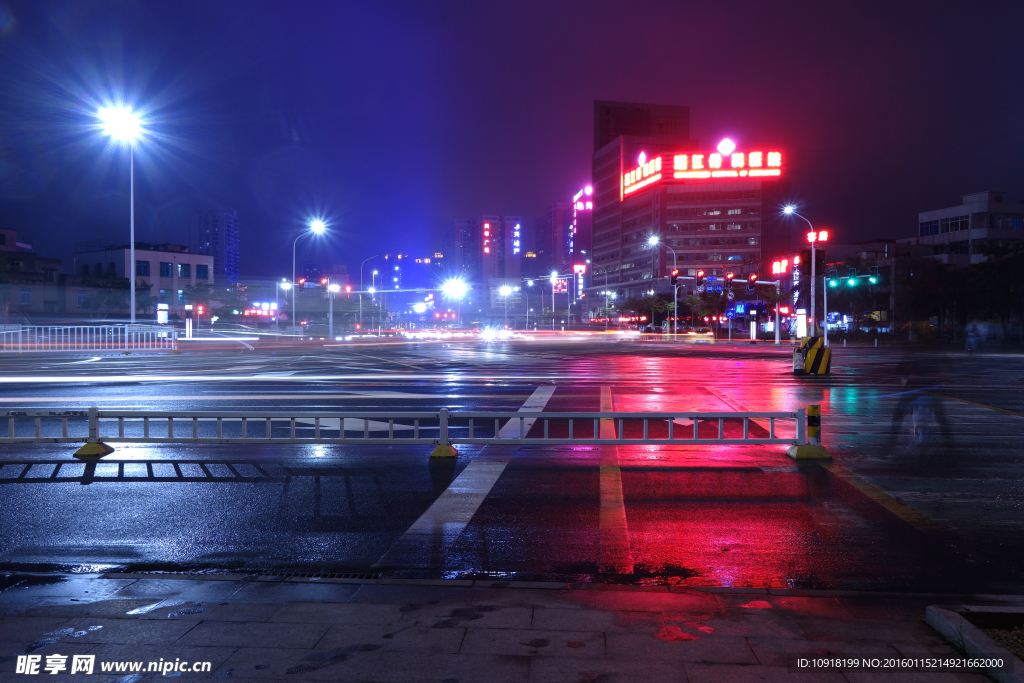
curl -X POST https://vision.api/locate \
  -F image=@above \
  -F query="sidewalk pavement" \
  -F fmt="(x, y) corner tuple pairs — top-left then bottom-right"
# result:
(0, 572), (1017, 682)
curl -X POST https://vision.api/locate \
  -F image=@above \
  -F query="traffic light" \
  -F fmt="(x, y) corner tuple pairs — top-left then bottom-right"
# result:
(670, 269), (679, 286)
(869, 266), (879, 284)
(747, 273), (757, 292)
(297, 277), (306, 286)
(847, 268), (857, 286)
(696, 270), (705, 285)
(196, 305), (204, 316)
(344, 285), (352, 294)
(320, 277), (329, 291)
(725, 272), (735, 288)
(827, 269), (839, 287)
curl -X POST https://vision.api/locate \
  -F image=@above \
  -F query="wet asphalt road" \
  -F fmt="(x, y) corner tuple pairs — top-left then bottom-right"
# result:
(0, 337), (1022, 592)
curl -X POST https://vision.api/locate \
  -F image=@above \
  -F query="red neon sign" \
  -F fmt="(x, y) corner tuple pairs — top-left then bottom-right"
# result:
(621, 144), (783, 201)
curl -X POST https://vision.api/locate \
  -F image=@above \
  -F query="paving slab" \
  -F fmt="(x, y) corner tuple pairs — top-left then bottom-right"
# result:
(0, 575), (1022, 683)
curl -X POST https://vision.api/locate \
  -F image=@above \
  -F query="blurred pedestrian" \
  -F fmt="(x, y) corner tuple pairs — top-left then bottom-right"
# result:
(888, 358), (955, 469)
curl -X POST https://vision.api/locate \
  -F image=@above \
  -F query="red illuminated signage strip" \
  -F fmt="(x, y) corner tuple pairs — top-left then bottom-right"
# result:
(623, 173), (662, 196)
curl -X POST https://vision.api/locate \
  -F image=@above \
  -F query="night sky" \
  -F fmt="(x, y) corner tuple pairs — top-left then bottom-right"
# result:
(1, 0), (1022, 278)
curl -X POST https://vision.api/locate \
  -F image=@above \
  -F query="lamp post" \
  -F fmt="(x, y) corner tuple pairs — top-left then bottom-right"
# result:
(648, 236), (679, 339)
(783, 206), (827, 336)
(292, 219), (326, 333)
(327, 282), (340, 338)
(549, 271), (558, 331)
(499, 285), (512, 327)
(277, 280), (291, 331)
(593, 264), (610, 331)
(441, 278), (468, 328)
(360, 253), (383, 329)
(97, 105), (144, 323)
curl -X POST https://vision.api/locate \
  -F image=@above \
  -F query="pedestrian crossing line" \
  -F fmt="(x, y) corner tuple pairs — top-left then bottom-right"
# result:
(599, 386), (633, 575)
(373, 385), (556, 569)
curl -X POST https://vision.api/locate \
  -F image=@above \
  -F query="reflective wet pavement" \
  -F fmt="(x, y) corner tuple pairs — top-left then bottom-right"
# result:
(0, 339), (1021, 593)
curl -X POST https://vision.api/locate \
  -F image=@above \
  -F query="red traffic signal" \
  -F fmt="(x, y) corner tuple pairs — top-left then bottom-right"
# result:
(344, 285), (352, 293)
(670, 269), (679, 285)
(320, 278), (328, 285)
(748, 273), (758, 283)
(298, 277), (306, 285)
(725, 272), (735, 281)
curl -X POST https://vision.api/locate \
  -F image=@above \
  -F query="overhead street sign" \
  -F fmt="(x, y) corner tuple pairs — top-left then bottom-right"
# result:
(706, 275), (719, 283)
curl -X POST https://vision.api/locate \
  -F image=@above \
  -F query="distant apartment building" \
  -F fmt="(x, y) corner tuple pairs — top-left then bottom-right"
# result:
(902, 191), (1024, 266)
(441, 219), (477, 280)
(190, 210), (240, 282)
(73, 242), (213, 309)
(535, 203), (569, 274)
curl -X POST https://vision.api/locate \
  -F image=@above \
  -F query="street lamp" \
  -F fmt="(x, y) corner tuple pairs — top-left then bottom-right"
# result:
(783, 205), (826, 337)
(97, 105), (144, 323)
(291, 218), (327, 333)
(647, 235), (679, 338)
(441, 278), (469, 327)
(360, 253), (384, 329)
(277, 280), (292, 331)
(549, 271), (558, 331)
(327, 282), (341, 338)
(499, 285), (512, 327)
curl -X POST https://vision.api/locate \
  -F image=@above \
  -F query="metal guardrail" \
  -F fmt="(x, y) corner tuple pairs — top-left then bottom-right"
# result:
(0, 325), (177, 352)
(0, 407), (807, 448)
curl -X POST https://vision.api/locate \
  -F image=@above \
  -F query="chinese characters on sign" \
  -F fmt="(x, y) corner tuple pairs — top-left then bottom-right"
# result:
(621, 143), (784, 200)
(512, 223), (521, 256)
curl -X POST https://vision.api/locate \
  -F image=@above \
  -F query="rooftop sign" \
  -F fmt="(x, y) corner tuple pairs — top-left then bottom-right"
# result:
(621, 141), (783, 200)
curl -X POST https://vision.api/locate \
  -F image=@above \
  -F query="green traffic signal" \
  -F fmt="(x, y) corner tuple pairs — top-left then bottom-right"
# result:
(828, 278), (838, 287)
(868, 276), (878, 284)
(847, 278), (857, 286)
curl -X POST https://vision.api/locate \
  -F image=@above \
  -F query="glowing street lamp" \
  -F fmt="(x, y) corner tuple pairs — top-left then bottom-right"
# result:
(499, 284), (513, 327)
(291, 218), (328, 332)
(783, 205), (826, 339)
(648, 234), (679, 338)
(97, 105), (144, 322)
(441, 278), (469, 327)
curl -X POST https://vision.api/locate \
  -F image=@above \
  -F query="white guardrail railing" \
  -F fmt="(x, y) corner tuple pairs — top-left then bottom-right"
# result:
(0, 407), (807, 451)
(0, 325), (177, 352)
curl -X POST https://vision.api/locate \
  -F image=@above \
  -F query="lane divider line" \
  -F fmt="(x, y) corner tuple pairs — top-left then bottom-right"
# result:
(599, 386), (633, 575)
(373, 385), (556, 569)
(817, 462), (952, 540)
(927, 392), (1024, 419)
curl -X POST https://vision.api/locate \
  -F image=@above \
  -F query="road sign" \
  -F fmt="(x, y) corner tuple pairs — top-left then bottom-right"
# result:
(706, 275), (719, 283)
(726, 291), (735, 301)
(726, 310), (735, 319)
(696, 284), (705, 293)
(714, 284), (723, 293)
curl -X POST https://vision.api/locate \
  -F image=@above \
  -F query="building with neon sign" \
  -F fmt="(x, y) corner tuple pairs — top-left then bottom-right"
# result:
(588, 100), (789, 304)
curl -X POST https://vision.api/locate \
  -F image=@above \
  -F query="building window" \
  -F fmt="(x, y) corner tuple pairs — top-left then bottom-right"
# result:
(43, 269), (55, 283)
(81, 264), (89, 276)
(178, 263), (191, 278)
(748, 237), (758, 245)
(196, 264), (208, 279)
(77, 291), (87, 306)
(727, 255), (743, 260)
(20, 289), (30, 305)
(919, 220), (939, 236)
(709, 253), (722, 261)
(44, 301), (56, 313)
(136, 260), (150, 276)
(160, 262), (172, 277)
(107, 262), (116, 274)
(158, 289), (169, 302)
(727, 223), (741, 230)
(727, 208), (741, 215)
(93, 263), (103, 275)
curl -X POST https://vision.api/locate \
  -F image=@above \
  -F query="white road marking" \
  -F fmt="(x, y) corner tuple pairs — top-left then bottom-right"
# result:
(374, 385), (556, 569)
(599, 386), (633, 574)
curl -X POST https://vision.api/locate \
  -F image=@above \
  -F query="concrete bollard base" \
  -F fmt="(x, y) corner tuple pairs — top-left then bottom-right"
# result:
(786, 444), (831, 460)
(429, 444), (458, 458)
(73, 442), (115, 459)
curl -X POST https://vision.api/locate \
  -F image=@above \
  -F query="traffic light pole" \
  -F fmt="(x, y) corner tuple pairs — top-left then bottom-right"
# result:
(822, 269), (828, 347)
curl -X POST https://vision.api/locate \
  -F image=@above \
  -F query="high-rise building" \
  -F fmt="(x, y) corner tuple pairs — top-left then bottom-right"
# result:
(503, 216), (524, 281)
(567, 186), (594, 301)
(589, 101), (788, 303)
(189, 210), (240, 282)
(535, 203), (569, 274)
(594, 100), (690, 153)
(441, 219), (476, 280)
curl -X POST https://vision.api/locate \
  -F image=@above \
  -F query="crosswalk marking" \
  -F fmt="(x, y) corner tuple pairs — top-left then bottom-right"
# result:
(373, 385), (556, 569)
